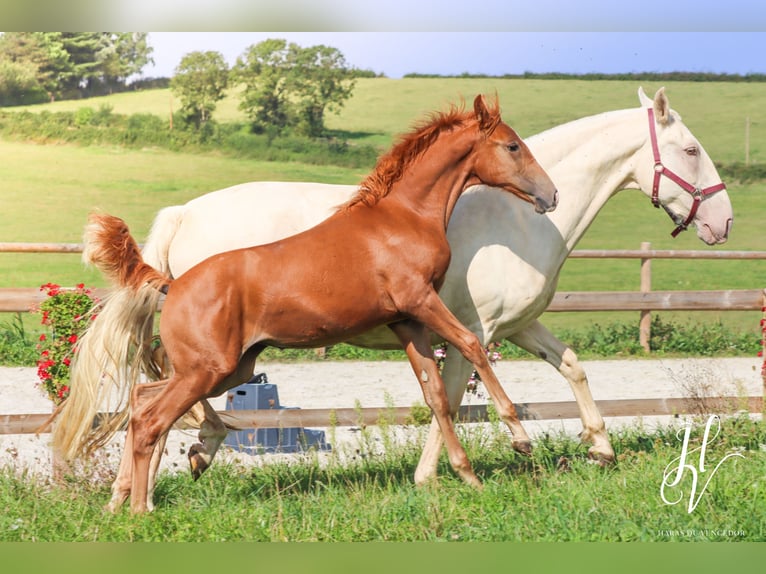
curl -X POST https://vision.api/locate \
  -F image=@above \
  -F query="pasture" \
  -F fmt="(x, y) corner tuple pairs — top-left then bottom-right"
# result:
(1, 78), (764, 338)
(0, 78), (764, 542)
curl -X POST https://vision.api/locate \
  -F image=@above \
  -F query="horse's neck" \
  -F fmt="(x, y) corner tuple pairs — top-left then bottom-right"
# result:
(529, 108), (647, 251)
(384, 128), (475, 230)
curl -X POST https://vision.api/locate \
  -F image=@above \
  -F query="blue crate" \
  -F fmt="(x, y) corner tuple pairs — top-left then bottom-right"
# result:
(223, 373), (331, 454)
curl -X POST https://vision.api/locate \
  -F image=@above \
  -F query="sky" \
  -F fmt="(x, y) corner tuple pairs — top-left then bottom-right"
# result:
(3, 0), (764, 76)
(143, 32), (766, 79)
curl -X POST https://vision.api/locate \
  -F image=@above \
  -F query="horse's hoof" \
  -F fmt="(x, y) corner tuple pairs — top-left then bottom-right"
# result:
(188, 444), (208, 480)
(512, 439), (533, 456)
(587, 447), (616, 467)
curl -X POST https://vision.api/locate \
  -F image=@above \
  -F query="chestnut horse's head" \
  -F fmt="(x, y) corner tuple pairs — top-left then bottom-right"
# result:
(470, 94), (558, 214)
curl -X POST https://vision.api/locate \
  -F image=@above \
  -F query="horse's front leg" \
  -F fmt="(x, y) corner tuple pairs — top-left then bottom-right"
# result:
(509, 320), (615, 465)
(406, 291), (532, 455)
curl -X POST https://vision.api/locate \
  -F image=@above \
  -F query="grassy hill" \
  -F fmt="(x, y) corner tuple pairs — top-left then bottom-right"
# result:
(9, 77), (766, 164)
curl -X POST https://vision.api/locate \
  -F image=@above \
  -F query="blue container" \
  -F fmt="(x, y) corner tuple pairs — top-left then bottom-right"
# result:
(224, 373), (331, 454)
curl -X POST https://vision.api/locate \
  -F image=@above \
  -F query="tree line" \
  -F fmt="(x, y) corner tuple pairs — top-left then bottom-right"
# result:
(0, 33), (362, 138)
(170, 38), (359, 137)
(0, 32), (153, 104)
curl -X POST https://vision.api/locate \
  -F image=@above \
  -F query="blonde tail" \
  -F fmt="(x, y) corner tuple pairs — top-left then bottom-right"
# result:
(52, 213), (171, 461)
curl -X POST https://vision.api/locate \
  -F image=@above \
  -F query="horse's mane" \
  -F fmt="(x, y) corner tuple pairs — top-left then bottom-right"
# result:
(341, 99), (500, 210)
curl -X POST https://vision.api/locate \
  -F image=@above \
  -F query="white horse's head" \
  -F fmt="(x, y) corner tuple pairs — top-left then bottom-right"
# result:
(637, 87), (733, 245)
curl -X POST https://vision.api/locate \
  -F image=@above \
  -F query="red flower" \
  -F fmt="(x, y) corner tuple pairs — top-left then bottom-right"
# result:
(67, 334), (78, 344)
(63, 357), (71, 366)
(39, 333), (47, 342)
(40, 282), (61, 296)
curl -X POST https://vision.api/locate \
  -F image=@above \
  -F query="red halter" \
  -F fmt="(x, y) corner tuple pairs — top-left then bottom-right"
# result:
(647, 107), (727, 237)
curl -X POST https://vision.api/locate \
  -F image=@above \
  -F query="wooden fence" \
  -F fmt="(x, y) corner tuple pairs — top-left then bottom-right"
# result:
(2, 241), (765, 351)
(3, 396), (764, 436)
(1, 241), (764, 442)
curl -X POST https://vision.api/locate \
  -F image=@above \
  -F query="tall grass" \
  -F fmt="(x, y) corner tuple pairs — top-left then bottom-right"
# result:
(0, 414), (763, 541)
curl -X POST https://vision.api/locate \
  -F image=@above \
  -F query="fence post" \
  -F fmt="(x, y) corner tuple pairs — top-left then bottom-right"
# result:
(761, 289), (765, 415)
(639, 242), (652, 352)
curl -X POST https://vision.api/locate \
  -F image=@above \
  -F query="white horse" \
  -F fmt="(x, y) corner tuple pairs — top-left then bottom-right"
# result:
(98, 87), (732, 509)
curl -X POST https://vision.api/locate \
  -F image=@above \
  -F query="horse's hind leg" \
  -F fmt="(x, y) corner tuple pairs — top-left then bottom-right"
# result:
(107, 380), (170, 512)
(509, 320), (614, 464)
(414, 345), (476, 485)
(186, 345), (262, 479)
(389, 320), (481, 489)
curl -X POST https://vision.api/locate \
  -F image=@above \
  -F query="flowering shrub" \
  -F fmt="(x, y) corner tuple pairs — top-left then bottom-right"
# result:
(36, 283), (97, 404)
(434, 341), (502, 396)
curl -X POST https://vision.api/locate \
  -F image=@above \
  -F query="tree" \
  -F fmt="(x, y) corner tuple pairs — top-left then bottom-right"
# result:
(0, 32), (72, 102)
(170, 50), (229, 127)
(0, 32), (155, 104)
(94, 33), (154, 93)
(234, 39), (356, 137)
(291, 44), (356, 137)
(234, 39), (293, 134)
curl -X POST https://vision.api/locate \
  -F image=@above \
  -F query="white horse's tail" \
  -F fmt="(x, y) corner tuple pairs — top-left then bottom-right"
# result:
(53, 213), (171, 461)
(141, 204), (186, 275)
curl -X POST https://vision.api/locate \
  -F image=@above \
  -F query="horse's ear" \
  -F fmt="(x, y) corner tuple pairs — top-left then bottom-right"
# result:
(653, 87), (671, 125)
(473, 94), (496, 133)
(637, 86), (653, 107)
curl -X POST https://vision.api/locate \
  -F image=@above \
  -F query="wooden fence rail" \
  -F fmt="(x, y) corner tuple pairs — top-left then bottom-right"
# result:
(3, 396), (763, 436)
(3, 241), (766, 351)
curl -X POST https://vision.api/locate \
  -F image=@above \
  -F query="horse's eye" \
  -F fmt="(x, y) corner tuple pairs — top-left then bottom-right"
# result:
(685, 146), (699, 157)
(507, 142), (520, 152)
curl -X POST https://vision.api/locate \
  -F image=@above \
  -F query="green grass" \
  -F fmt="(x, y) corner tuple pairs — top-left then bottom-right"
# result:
(1, 414), (763, 541)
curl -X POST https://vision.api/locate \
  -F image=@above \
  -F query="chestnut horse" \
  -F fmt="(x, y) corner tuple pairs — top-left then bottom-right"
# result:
(53, 95), (558, 513)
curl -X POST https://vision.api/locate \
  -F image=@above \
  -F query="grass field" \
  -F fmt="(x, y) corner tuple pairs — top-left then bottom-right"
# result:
(1, 78), (765, 339)
(1, 414), (764, 541)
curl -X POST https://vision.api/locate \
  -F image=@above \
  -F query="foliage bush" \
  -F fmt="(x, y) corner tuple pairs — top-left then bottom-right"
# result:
(0, 314), (38, 365)
(496, 316), (760, 358)
(0, 108), (381, 169)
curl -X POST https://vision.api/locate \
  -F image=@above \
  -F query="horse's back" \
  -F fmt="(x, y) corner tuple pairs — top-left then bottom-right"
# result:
(168, 181), (358, 276)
